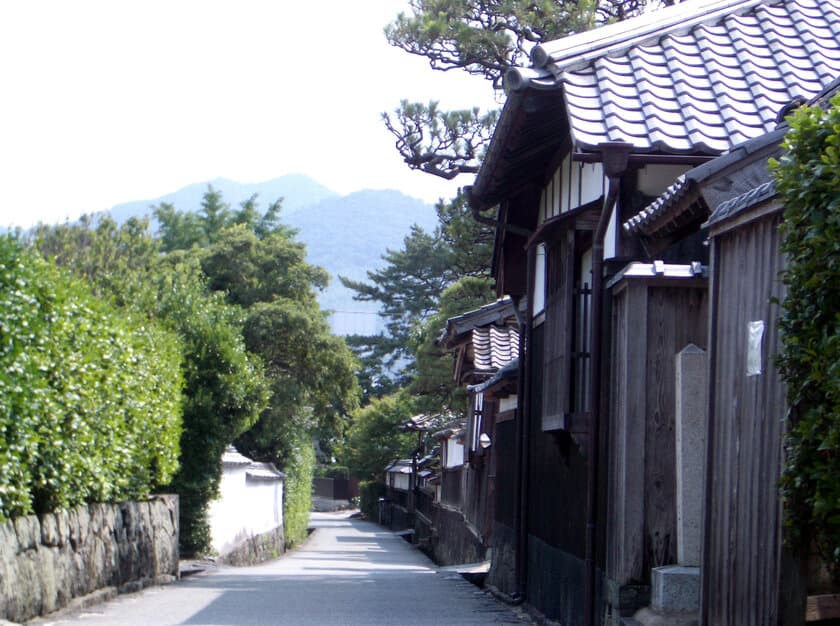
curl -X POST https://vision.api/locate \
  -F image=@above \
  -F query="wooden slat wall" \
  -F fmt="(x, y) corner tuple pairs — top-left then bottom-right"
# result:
(542, 230), (576, 430)
(608, 281), (648, 584)
(644, 285), (708, 569)
(703, 211), (790, 625)
(607, 279), (707, 586)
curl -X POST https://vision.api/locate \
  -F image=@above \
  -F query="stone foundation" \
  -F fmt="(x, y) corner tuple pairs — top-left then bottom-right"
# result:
(426, 505), (486, 567)
(216, 526), (284, 566)
(0, 495), (179, 623)
(485, 523), (517, 599)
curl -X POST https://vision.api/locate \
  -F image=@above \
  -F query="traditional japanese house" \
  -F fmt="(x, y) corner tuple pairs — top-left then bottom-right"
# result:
(623, 76), (840, 625)
(383, 458), (413, 529)
(439, 298), (521, 569)
(466, 0), (840, 623)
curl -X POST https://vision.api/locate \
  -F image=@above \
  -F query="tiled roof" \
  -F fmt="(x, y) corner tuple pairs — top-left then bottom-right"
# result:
(626, 75), (840, 236)
(622, 126), (787, 234)
(385, 459), (414, 474)
(468, 358), (519, 394)
(623, 174), (692, 233)
(222, 445), (253, 466)
(223, 446), (285, 479)
(246, 462), (285, 482)
(706, 179), (778, 227)
(508, 0), (840, 154)
(440, 297), (518, 347)
(472, 323), (520, 372)
(399, 413), (452, 433)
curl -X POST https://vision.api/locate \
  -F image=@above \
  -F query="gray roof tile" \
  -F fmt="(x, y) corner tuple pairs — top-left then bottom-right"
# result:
(706, 180), (778, 228)
(510, 0), (840, 154)
(472, 324), (520, 372)
(625, 76), (839, 236)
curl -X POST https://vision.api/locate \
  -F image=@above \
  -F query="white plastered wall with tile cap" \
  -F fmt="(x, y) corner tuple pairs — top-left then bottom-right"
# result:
(208, 462), (284, 556)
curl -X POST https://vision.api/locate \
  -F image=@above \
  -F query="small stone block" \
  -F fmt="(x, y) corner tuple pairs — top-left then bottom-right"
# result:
(651, 565), (700, 613)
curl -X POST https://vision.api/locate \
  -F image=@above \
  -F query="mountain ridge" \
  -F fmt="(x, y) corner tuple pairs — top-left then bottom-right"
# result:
(106, 174), (439, 336)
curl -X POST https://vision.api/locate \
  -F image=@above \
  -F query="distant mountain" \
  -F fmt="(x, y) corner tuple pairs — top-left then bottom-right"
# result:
(284, 189), (438, 335)
(109, 173), (338, 225)
(104, 175), (438, 336)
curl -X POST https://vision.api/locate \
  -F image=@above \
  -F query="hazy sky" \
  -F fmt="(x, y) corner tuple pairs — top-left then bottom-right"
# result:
(0, 1), (496, 228)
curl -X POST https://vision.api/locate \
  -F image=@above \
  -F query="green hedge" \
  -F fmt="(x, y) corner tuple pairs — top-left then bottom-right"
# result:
(283, 439), (315, 548)
(772, 93), (840, 577)
(0, 236), (183, 521)
(358, 480), (386, 522)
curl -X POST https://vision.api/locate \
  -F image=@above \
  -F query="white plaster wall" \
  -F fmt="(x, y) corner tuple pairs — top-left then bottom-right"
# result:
(208, 467), (284, 555)
(574, 161), (605, 213)
(499, 395), (518, 413)
(636, 163), (690, 197)
(392, 472), (410, 491)
(532, 243), (547, 317)
(444, 438), (465, 468)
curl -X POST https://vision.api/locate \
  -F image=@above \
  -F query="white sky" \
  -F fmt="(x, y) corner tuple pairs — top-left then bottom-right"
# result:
(0, 1), (496, 228)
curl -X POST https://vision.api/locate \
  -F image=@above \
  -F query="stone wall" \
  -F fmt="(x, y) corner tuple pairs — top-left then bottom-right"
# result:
(0, 495), (179, 623)
(217, 526), (284, 567)
(485, 523), (516, 599)
(426, 505), (486, 567)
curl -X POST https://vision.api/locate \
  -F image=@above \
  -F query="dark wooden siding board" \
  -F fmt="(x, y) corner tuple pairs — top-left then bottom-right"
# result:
(606, 288), (625, 583)
(703, 211), (791, 625)
(543, 230), (576, 429)
(607, 279), (707, 588)
(528, 323), (588, 555)
(607, 282), (648, 584)
(495, 419), (517, 527)
(645, 286), (675, 571)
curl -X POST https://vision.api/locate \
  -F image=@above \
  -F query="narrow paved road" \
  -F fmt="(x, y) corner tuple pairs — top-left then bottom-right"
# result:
(33, 512), (529, 626)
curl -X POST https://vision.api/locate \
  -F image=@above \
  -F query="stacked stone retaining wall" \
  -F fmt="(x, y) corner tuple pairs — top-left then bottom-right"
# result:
(0, 495), (179, 623)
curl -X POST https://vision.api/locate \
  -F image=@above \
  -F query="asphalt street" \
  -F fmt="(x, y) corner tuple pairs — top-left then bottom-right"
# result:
(31, 511), (530, 626)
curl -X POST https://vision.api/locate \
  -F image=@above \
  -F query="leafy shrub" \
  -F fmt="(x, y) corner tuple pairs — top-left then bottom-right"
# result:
(0, 236), (183, 521)
(338, 391), (416, 483)
(283, 439), (315, 548)
(146, 262), (270, 556)
(358, 480), (386, 522)
(772, 92), (840, 577)
(314, 465), (350, 480)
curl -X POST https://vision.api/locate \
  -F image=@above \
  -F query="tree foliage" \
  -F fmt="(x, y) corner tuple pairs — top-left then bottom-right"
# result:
(771, 93), (840, 577)
(156, 191), (360, 547)
(383, 102), (499, 179)
(30, 215), (159, 307)
(410, 275), (497, 413)
(146, 259), (271, 555)
(339, 391), (417, 483)
(155, 187), (284, 253)
(30, 217), (272, 555)
(382, 0), (670, 178)
(385, 0), (600, 88)
(341, 192), (493, 405)
(0, 236), (183, 521)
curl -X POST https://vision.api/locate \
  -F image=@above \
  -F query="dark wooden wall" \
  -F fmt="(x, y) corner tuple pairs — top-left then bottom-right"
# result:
(463, 399), (496, 541)
(528, 323), (589, 555)
(494, 418), (517, 528)
(703, 208), (802, 625)
(524, 322), (591, 624)
(607, 278), (708, 588)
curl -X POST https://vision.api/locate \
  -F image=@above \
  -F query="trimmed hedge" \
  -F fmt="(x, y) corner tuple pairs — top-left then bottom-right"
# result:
(772, 93), (840, 577)
(359, 480), (386, 522)
(283, 439), (315, 548)
(0, 236), (183, 520)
